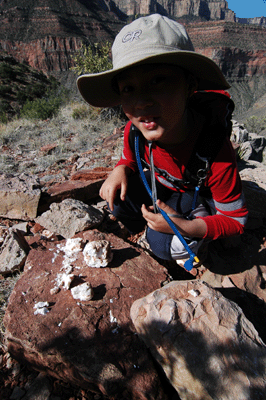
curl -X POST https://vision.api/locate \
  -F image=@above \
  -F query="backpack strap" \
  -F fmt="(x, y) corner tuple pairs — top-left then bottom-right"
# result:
(129, 123), (145, 163)
(185, 91), (234, 188)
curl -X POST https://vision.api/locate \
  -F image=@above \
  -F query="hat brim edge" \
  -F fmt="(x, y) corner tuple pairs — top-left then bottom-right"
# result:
(77, 51), (230, 108)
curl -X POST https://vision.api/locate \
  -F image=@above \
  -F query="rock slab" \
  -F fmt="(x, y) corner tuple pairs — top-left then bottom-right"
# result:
(130, 280), (266, 400)
(0, 173), (41, 220)
(0, 229), (30, 275)
(36, 198), (104, 239)
(4, 230), (170, 400)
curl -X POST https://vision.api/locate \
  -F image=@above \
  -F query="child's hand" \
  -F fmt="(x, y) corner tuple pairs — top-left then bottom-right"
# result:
(99, 165), (131, 211)
(141, 201), (178, 234)
(142, 199), (207, 238)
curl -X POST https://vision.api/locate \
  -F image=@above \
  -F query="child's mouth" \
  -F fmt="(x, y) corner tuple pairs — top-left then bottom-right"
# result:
(141, 118), (158, 130)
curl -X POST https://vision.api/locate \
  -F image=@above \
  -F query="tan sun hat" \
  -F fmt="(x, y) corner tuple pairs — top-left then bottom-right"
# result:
(77, 13), (230, 108)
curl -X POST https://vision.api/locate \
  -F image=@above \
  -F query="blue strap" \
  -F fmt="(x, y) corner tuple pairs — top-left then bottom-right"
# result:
(134, 132), (198, 271)
(192, 185), (200, 211)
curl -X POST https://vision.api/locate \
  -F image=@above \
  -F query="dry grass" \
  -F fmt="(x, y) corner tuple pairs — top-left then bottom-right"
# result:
(0, 101), (125, 176)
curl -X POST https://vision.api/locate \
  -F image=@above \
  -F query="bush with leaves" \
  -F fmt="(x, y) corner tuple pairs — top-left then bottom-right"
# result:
(20, 85), (69, 120)
(72, 104), (90, 120)
(21, 96), (61, 120)
(244, 115), (266, 134)
(72, 42), (112, 75)
(24, 82), (47, 99)
(71, 42), (127, 123)
(0, 113), (8, 124)
(0, 99), (10, 123)
(0, 84), (12, 96)
(0, 62), (17, 81)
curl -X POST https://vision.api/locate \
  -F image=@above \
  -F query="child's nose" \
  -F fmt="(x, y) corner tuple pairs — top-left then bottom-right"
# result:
(134, 92), (154, 109)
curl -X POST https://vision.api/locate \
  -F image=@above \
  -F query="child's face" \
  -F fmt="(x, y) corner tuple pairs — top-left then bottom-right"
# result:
(117, 64), (194, 145)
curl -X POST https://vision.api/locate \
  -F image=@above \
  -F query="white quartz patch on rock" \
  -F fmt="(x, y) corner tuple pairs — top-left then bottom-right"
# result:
(34, 301), (50, 315)
(57, 237), (84, 257)
(50, 238), (85, 294)
(83, 240), (113, 268)
(56, 272), (75, 290)
(71, 282), (94, 301)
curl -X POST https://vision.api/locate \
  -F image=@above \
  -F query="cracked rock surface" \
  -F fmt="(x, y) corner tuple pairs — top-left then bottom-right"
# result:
(3, 229), (170, 399)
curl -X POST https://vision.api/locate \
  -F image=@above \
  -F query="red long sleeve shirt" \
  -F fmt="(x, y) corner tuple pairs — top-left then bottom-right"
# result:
(116, 120), (248, 240)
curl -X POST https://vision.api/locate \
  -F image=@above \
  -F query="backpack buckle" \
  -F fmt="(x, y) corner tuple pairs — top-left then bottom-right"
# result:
(195, 153), (210, 185)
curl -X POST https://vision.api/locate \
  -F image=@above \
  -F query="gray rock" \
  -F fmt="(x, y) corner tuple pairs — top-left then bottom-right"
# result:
(131, 280), (266, 400)
(239, 160), (266, 225)
(36, 198), (104, 238)
(10, 386), (26, 400)
(0, 173), (41, 220)
(0, 228), (30, 275)
(11, 222), (29, 235)
(231, 121), (249, 143)
(240, 134), (266, 162)
(9, 386), (25, 400)
(23, 372), (51, 400)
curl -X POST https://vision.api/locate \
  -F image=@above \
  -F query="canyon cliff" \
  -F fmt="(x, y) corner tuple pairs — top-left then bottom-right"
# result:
(0, 0), (266, 116)
(110, 0), (235, 21)
(0, 0), (124, 74)
(185, 21), (266, 116)
(237, 17), (266, 26)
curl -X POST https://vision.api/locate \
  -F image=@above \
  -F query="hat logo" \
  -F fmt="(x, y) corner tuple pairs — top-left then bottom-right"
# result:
(122, 29), (142, 43)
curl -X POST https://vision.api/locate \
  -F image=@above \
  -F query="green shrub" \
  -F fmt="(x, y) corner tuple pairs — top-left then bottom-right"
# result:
(16, 89), (28, 104)
(0, 84), (12, 96)
(0, 112), (8, 124)
(24, 82), (47, 99)
(72, 42), (112, 75)
(48, 75), (60, 91)
(14, 63), (30, 75)
(0, 99), (10, 113)
(21, 96), (61, 120)
(71, 42), (127, 122)
(244, 115), (266, 134)
(72, 104), (90, 119)
(0, 62), (16, 81)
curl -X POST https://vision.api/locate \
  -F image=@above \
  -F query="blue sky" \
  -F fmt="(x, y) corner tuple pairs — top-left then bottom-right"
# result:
(227, 0), (266, 18)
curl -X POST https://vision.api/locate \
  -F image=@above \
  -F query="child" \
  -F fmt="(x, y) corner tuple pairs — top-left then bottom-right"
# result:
(77, 14), (248, 269)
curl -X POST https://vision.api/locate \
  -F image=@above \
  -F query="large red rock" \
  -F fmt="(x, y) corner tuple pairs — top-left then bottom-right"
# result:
(4, 230), (170, 399)
(131, 280), (266, 400)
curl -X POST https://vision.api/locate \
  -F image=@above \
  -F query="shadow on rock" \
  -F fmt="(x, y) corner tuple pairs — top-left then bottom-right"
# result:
(36, 323), (178, 399)
(205, 228), (265, 276)
(218, 286), (266, 343)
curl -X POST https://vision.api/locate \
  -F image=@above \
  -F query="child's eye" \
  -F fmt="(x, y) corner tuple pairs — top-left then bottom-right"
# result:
(150, 76), (166, 86)
(119, 84), (134, 94)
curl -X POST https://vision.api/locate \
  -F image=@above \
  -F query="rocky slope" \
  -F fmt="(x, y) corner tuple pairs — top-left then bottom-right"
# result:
(0, 0), (125, 75)
(111, 0), (235, 21)
(237, 16), (266, 26)
(1, 115), (266, 399)
(0, 1), (266, 116)
(185, 21), (266, 117)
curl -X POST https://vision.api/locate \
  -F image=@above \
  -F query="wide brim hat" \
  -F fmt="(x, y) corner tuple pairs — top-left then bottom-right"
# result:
(77, 14), (230, 108)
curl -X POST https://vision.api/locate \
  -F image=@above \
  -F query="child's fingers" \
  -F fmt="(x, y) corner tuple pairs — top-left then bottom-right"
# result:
(108, 195), (114, 212)
(120, 181), (128, 202)
(156, 199), (180, 216)
(141, 204), (156, 223)
(100, 185), (115, 211)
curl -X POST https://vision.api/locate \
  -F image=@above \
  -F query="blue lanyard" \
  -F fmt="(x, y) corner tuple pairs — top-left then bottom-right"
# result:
(134, 132), (199, 271)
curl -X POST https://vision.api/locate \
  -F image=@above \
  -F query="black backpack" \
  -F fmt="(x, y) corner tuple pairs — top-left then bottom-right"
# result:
(129, 90), (235, 192)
